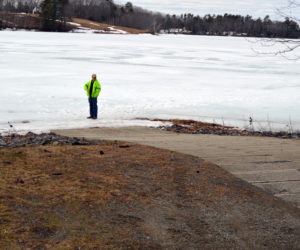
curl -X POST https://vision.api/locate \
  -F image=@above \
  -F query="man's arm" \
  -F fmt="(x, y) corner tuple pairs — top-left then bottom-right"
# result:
(84, 82), (89, 91)
(95, 82), (101, 97)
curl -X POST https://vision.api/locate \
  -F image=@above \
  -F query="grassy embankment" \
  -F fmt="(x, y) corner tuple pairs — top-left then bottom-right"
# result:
(0, 140), (300, 249)
(0, 12), (149, 34)
(71, 18), (149, 34)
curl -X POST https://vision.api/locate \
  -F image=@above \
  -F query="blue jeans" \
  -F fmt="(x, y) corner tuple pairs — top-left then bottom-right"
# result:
(88, 97), (98, 118)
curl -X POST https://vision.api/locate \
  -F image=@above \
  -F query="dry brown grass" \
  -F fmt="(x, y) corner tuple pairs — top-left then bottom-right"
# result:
(0, 141), (299, 249)
(0, 12), (149, 34)
(71, 18), (150, 34)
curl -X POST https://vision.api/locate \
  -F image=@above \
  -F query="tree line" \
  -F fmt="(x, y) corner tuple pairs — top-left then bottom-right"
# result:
(0, 0), (299, 38)
(163, 13), (300, 38)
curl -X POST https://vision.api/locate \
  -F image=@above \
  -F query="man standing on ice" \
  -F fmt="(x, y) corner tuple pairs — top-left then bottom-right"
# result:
(84, 74), (101, 119)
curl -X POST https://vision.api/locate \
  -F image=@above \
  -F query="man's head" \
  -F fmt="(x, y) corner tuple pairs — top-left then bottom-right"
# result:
(92, 74), (97, 81)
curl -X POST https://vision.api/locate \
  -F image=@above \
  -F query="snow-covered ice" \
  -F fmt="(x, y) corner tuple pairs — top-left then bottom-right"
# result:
(0, 30), (299, 133)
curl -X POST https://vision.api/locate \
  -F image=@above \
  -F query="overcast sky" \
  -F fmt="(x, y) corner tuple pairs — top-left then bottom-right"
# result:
(116, 0), (299, 20)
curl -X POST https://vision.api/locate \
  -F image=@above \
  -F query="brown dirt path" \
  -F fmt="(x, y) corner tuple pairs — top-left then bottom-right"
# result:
(53, 127), (300, 208)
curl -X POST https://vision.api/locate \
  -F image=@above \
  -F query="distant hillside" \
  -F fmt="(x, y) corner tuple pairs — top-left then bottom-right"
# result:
(69, 18), (149, 34)
(0, 12), (150, 34)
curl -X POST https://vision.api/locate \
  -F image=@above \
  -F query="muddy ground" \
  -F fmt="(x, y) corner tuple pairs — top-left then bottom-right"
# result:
(0, 140), (300, 249)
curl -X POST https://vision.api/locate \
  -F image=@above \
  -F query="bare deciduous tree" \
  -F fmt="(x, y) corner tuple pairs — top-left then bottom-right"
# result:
(274, 0), (300, 57)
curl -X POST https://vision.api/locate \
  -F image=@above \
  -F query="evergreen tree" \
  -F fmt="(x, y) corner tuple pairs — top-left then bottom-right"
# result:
(40, 0), (68, 31)
(125, 2), (133, 13)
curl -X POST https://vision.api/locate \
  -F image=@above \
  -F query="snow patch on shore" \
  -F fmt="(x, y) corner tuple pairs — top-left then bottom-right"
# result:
(67, 21), (128, 34)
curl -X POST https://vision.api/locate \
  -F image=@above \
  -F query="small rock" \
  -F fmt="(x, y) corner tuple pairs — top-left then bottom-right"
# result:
(0, 139), (7, 146)
(15, 178), (24, 184)
(52, 141), (59, 146)
(100, 151), (104, 155)
(72, 141), (81, 145)
(12, 138), (22, 144)
(110, 190), (121, 196)
(52, 172), (62, 176)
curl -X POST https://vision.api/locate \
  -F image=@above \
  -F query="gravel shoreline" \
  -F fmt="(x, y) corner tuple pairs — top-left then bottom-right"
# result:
(0, 132), (100, 148)
(153, 119), (300, 138)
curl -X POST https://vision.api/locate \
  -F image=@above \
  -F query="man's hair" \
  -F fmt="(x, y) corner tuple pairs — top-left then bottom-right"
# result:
(92, 74), (97, 78)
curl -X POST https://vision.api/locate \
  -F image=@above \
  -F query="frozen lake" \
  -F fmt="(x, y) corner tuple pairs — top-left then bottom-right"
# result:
(0, 31), (299, 133)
